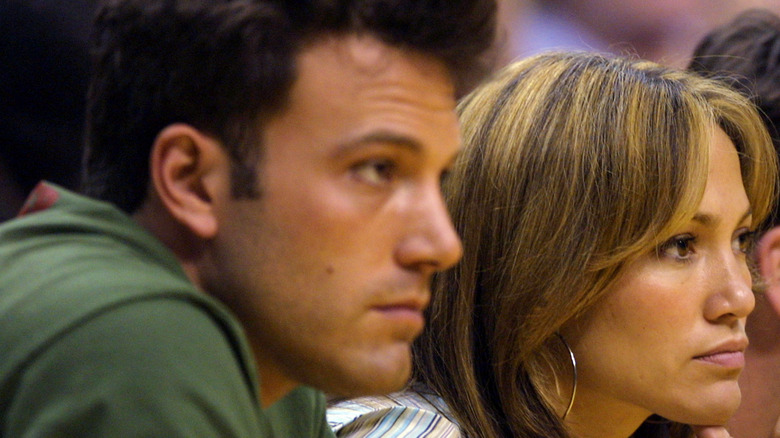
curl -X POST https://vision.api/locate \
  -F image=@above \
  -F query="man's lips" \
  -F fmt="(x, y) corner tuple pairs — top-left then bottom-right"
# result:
(373, 298), (429, 331)
(374, 294), (429, 313)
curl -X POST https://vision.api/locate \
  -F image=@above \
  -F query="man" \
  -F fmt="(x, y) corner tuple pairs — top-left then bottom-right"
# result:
(0, 0), (497, 435)
(689, 9), (780, 438)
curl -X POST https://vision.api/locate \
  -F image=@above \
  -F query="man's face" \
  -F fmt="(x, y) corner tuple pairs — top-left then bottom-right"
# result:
(206, 35), (463, 399)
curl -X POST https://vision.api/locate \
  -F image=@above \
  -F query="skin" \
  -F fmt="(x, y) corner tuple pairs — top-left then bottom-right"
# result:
(561, 128), (755, 438)
(136, 35), (463, 407)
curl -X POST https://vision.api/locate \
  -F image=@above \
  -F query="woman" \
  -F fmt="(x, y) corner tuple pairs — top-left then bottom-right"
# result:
(328, 51), (778, 437)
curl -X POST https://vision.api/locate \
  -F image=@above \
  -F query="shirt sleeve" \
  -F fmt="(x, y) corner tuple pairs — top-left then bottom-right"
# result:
(4, 297), (270, 437)
(328, 405), (461, 438)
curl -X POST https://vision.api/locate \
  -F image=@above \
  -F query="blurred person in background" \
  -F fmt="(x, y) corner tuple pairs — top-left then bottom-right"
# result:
(689, 9), (780, 438)
(502, 0), (709, 66)
(496, 0), (780, 68)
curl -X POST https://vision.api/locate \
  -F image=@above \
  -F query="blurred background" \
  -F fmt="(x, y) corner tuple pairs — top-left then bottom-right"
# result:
(496, 0), (780, 68)
(0, 0), (96, 221)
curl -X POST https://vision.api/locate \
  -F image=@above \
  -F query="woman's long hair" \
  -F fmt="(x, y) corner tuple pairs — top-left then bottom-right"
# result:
(413, 51), (778, 437)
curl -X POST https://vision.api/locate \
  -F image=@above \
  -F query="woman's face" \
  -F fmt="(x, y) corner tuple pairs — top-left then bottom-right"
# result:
(564, 127), (755, 433)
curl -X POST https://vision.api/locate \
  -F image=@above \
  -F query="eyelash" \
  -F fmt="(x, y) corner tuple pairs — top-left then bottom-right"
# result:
(350, 157), (454, 192)
(655, 229), (757, 263)
(656, 234), (697, 263)
(351, 158), (397, 186)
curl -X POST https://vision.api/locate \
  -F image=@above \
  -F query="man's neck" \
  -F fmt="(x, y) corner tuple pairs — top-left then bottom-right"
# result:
(134, 200), (303, 409)
(256, 355), (301, 408)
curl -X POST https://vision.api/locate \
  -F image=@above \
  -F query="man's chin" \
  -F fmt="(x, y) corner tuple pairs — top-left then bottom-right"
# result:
(324, 354), (413, 398)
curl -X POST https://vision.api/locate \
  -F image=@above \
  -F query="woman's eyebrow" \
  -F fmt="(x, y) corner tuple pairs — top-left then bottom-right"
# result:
(692, 208), (752, 227)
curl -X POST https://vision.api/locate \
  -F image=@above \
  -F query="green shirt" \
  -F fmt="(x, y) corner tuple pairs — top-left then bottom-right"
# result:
(0, 183), (335, 437)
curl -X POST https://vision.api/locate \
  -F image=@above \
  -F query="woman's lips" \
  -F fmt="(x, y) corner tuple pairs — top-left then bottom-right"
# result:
(693, 350), (745, 368)
(694, 338), (748, 369)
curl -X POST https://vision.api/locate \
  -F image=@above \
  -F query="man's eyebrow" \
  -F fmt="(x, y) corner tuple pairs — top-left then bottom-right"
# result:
(333, 131), (423, 157)
(692, 208), (752, 227)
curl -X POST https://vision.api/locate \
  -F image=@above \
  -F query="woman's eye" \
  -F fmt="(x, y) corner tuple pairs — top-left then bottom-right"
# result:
(353, 159), (396, 186)
(734, 230), (757, 255)
(657, 234), (696, 261)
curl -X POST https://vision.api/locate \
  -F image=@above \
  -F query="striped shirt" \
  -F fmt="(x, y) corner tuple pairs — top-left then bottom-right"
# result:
(328, 387), (461, 437)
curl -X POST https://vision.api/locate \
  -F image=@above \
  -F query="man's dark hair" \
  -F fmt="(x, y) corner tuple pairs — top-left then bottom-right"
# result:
(83, 0), (498, 213)
(688, 8), (780, 223)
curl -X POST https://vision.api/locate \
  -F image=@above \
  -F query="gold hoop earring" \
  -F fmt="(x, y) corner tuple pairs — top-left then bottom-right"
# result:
(555, 332), (577, 420)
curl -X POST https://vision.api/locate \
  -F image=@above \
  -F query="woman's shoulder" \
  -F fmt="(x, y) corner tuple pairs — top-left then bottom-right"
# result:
(327, 386), (461, 437)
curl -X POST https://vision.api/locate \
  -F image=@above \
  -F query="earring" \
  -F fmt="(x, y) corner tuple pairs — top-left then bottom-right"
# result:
(555, 332), (577, 420)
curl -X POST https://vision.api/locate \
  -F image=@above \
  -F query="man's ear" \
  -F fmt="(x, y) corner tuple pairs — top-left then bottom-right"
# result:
(149, 124), (230, 240)
(757, 226), (780, 317)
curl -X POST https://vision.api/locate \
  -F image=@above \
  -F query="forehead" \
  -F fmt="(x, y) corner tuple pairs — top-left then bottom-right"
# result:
(293, 34), (456, 106)
(702, 127), (747, 207)
(659, 127), (749, 234)
(261, 34), (460, 160)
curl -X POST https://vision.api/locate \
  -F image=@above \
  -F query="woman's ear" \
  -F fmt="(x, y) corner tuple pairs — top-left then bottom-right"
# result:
(148, 124), (231, 240)
(757, 226), (780, 317)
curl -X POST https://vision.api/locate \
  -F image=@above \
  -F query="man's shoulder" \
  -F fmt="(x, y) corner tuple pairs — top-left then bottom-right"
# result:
(268, 387), (336, 438)
(0, 213), (208, 374)
(1, 298), (268, 436)
(0, 184), (261, 429)
(0, 183), (214, 370)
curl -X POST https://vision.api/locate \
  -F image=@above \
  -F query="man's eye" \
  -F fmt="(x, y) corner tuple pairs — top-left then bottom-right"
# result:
(656, 234), (696, 261)
(353, 159), (396, 186)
